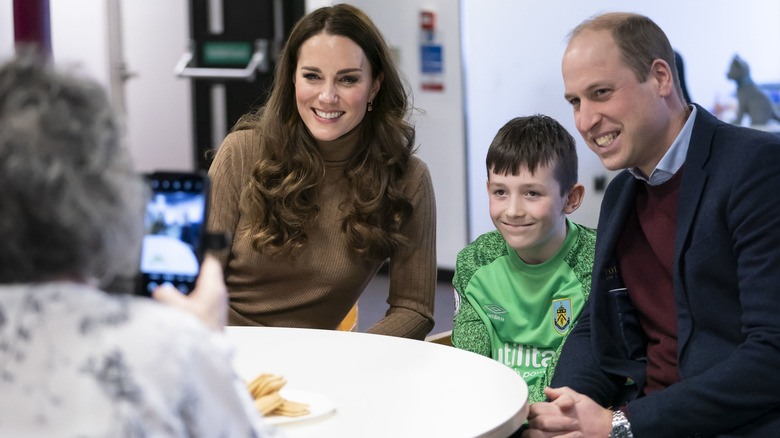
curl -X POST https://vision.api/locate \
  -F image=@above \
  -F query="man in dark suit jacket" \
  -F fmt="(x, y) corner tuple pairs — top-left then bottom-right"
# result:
(524, 12), (780, 438)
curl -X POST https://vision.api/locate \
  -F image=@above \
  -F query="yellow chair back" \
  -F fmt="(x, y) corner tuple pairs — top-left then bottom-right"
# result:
(336, 303), (359, 332)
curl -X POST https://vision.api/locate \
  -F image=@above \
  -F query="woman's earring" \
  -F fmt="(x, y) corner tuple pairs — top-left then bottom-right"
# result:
(367, 101), (373, 112)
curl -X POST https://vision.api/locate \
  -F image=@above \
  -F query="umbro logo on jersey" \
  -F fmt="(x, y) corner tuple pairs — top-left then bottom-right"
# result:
(484, 304), (507, 314)
(484, 304), (507, 321)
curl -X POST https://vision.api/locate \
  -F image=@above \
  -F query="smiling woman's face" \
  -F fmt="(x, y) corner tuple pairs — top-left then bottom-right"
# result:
(293, 33), (381, 142)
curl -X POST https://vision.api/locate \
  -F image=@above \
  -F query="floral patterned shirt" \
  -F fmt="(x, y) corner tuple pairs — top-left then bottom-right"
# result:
(0, 282), (283, 438)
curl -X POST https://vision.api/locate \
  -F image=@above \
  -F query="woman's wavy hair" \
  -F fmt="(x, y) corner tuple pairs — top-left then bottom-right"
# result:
(0, 54), (146, 285)
(234, 3), (415, 260)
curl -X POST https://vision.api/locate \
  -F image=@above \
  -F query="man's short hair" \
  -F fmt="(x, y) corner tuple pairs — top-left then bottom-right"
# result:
(569, 12), (685, 103)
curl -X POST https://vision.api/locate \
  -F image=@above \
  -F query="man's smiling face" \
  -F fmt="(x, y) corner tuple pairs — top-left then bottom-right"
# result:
(562, 29), (669, 176)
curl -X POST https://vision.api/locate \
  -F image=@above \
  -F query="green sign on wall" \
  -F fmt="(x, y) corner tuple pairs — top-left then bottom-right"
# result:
(202, 42), (252, 65)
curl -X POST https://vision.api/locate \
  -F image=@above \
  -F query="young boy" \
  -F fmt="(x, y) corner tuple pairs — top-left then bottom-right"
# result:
(452, 115), (596, 404)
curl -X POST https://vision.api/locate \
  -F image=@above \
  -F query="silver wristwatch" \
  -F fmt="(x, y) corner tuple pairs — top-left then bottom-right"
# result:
(609, 409), (634, 438)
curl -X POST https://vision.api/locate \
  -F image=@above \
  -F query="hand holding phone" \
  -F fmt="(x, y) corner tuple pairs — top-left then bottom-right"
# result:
(152, 255), (227, 330)
(138, 171), (209, 296)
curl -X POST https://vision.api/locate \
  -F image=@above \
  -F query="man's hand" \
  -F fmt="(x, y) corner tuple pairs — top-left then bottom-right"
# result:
(523, 387), (613, 438)
(152, 255), (227, 331)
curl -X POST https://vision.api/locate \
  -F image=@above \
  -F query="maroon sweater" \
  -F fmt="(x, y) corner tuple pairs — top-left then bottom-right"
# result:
(616, 169), (684, 395)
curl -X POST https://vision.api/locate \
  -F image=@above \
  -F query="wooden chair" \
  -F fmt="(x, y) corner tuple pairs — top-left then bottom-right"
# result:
(425, 330), (452, 346)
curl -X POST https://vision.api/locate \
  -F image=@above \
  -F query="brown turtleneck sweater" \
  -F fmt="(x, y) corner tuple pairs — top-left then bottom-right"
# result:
(207, 127), (437, 339)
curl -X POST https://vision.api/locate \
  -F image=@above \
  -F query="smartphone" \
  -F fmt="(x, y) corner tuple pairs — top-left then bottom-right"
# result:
(137, 171), (210, 296)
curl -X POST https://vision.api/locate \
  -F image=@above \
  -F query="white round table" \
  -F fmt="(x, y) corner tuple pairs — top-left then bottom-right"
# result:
(226, 326), (529, 438)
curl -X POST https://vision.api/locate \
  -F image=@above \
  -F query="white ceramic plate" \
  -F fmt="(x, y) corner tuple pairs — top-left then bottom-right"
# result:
(264, 388), (336, 425)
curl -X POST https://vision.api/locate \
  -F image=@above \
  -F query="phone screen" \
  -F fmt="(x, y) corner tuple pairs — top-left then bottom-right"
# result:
(138, 172), (209, 295)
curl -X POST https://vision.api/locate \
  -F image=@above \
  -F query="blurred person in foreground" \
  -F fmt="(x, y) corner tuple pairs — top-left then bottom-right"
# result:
(207, 4), (436, 338)
(0, 54), (281, 437)
(524, 12), (780, 437)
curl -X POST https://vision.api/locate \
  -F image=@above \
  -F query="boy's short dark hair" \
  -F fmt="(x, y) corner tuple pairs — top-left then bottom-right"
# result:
(486, 114), (578, 196)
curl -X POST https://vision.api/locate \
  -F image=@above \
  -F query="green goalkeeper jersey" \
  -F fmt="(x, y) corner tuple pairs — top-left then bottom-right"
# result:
(452, 219), (596, 404)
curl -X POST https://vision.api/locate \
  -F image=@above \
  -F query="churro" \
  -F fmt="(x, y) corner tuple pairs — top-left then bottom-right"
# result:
(246, 373), (311, 418)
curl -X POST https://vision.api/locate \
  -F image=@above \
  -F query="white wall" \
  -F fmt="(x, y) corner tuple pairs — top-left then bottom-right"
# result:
(308, 0), (469, 269)
(49, 0), (111, 88)
(0, 1), (109, 79)
(119, 0), (194, 172)
(0, 0), (13, 60)
(3, 1), (112, 86)
(43, 0), (192, 173)
(462, 0), (780, 240)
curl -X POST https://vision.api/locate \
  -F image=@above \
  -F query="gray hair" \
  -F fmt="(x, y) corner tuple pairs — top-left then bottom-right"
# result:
(0, 54), (146, 285)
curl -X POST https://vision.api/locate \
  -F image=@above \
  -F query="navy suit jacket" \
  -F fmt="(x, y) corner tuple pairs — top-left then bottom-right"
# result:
(551, 106), (780, 437)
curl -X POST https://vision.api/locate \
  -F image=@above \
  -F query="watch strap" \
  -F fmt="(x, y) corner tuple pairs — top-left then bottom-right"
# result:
(609, 409), (633, 438)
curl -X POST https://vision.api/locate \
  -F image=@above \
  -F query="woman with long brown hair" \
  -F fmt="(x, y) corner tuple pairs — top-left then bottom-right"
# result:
(208, 4), (436, 339)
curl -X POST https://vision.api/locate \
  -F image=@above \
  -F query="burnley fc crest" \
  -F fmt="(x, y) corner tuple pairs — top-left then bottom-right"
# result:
(553, 299), (572, 335)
